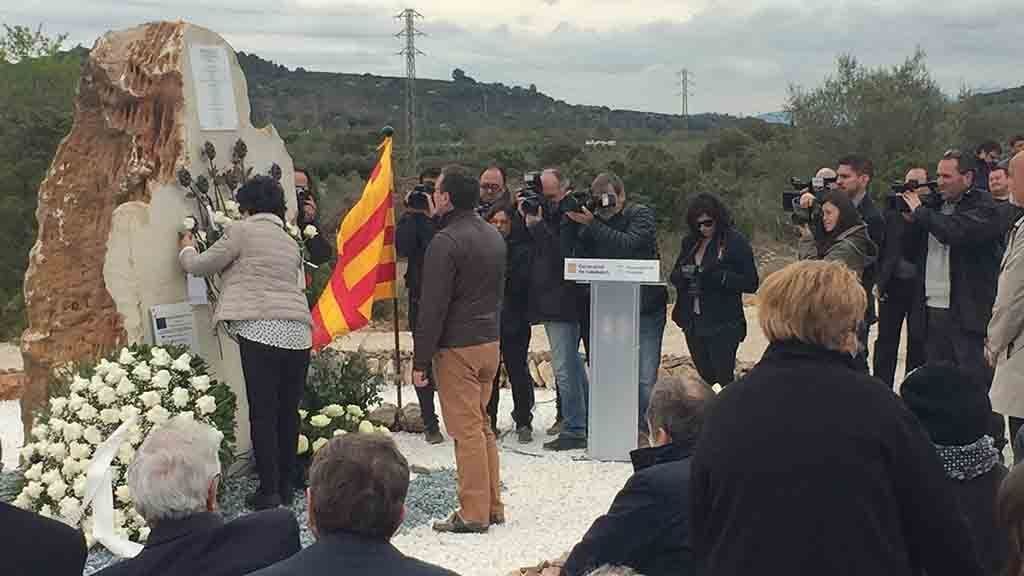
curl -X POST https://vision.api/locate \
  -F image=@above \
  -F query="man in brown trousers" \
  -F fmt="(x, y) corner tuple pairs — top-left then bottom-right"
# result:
(413, 165), (507, 534)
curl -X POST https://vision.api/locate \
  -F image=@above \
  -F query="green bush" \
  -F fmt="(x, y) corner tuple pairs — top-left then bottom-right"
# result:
(302, 348), (383, 416)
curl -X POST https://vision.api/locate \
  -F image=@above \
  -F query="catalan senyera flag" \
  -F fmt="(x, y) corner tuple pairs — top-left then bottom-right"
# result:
(311, 135), (397, 349)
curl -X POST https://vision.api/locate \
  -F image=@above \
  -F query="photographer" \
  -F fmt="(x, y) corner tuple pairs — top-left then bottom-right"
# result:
(395, 167), (443, 444)
(670, 193), (758, 389)
(294, 169), (332, 267)
(872, 168), (929, 387)
(570, 172), (669, 439)
(797, 190), (878, 276)
(974, 140), (1003, 193)
(480, 167), (536, 444)
(523, 168), (589, 452)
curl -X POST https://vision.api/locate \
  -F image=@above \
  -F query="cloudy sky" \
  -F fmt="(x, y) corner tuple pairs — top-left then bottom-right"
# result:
(2, 0), (1021, 115)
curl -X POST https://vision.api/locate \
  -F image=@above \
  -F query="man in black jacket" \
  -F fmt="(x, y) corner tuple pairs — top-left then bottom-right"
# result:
(570, 172), (669, 438)
(872, 167), (929, 387)
(902, 149), (1003, 378)
(250, 434), (457, 576)
(97, 417), (300, 576)
(2, 500), (87, 576)
(836, 155), (885, 370)
(395, 167), (443, 444)
(525, 168), (589, 452)
(974, 140), (1002, 193)
(562, 376), (707, 576)
(480, 166), (536, 444)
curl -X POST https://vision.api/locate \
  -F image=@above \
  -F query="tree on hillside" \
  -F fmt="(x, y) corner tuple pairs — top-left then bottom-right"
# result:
(0, 24), (67, 63)
(787, 50), (948, 186)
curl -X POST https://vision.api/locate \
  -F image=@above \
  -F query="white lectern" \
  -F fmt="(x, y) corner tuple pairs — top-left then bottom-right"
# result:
(565, 258), (661, 462)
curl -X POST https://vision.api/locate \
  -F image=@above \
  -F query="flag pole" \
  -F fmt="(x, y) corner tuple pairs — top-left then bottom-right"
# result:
(384, 126), (403, 430)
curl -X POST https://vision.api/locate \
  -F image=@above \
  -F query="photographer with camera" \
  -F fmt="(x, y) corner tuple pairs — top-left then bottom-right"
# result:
(522, 168), (590, 452)
(974, 140), (1003, 193)
(872, 168), (930, 387)
(294, 169), (332, 267)
(395, 167), (444, 445)
(797, 190), (879, 277)
(568, 172), (669, 439)
(670, 193), (758, 390)
(478, 167), (536, 444)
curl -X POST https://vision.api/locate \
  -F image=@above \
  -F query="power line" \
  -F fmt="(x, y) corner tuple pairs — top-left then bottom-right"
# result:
(396, 8), (424, 176)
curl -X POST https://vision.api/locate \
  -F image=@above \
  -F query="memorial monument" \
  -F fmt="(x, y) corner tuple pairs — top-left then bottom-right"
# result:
(20, 21), (296, 460)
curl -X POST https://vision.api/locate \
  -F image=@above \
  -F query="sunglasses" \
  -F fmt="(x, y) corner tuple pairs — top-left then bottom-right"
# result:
(697, 219), (715, 228)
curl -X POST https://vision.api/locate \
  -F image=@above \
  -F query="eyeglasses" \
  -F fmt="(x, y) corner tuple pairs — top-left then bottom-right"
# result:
(480, 183), (503, 192)
(697, 219), (715, 228)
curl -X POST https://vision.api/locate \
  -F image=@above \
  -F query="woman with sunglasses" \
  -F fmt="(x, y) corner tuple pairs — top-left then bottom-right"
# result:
(670, 193), (758, 388)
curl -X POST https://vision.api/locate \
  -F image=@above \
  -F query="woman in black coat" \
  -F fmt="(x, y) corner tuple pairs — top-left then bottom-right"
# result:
(691, 260), (983, 576)
(669, 194), (758, 387)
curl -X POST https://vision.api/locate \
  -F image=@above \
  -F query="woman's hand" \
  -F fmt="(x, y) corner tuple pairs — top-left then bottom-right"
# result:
(179, 231), (195, 250)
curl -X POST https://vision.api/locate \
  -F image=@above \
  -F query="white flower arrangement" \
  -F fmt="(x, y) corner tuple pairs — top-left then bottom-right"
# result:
(296, 404), (387, 456)
(15, 345), (236, 545)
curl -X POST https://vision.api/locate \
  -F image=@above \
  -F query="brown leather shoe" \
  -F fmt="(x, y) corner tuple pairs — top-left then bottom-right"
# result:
(433, 512), (488, 534)
(490, 512), (506, 525)
(424, 428), (444, 445)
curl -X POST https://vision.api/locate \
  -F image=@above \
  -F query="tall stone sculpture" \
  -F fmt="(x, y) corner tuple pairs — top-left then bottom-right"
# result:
(21, 21), (295, 460)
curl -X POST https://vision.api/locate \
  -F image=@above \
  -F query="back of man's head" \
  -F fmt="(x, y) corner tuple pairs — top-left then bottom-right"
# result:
(128, 416), (223, 524)
(647, 376), (714, 448)
(309, 433), (410, 539)
(440, 165), (481, 210)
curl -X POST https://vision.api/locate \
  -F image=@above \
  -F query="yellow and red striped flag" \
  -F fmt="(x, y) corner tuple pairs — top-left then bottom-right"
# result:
(311, 135), (397, 349)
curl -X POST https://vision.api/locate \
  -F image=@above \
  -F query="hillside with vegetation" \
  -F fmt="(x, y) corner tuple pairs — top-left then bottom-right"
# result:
(2, 23), (1024, 339)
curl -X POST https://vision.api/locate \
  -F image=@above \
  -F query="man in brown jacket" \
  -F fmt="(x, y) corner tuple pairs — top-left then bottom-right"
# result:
(413, 165), (507, 534)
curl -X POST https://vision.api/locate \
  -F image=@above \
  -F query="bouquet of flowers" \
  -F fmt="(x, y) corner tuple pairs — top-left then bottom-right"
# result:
(12, 344), (237, 547)
(297, 403), (390, 457)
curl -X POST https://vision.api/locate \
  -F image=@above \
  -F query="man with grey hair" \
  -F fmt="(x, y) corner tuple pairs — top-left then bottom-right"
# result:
(96, 417), (299, 576)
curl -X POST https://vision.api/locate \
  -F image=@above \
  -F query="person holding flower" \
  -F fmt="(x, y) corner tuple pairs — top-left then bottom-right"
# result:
(179, 175), (312, 510)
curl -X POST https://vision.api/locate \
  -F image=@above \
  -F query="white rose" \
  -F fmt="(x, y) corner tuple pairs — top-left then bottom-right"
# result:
(310, 414), (331, 428)
(117, 443), (135, 464)
(69, 442), (92, 460)
(84, 426), (103, 445)
(196, 395), (217, 415)
(346, 405), (364, 419)
(39, 505), (54, 519)
(20, 443), (37, 460)
(213, 211), (231, 226)
(139, 390), (162, 408)
(171, 387), (190, 408)
(303, 224), (318, 239)
(333, 429), (347, 437)
(95, 359), (112, 377)
(105, 366), (127, 384)
(24, 463), (44, 481)
(146, 405), (170, 426)
(100, 408), (122, 425)
(41, 469), (60, 485)
(171, 353), (192, 373)
(115, 376), (136, 397)
(47, 442), (68, 460)
(47, 479), (69, 500)
(121, 405), (141, 424)
(377, 425), (391, 435)
(13, 493), (31, 509)
(286, 222), (300, 238)
(150, 348), (171, 368)
(61, 458), (80, 479)
(312, 437), (329, 453)
(97, 386), (118, 406)
(224, 200), (240, 217)
(67, 394), (86, 412)
(59, 496), (81, 520)
(77, 403), (98, 423)
(139, 527), (151, 541)
(25, 481), (44, 500)
(70, 375), (89, 393)
(89, 374), (104, 393)
(118, 348), (137, 366)
(297, 434), (310, 455)
(31, 424), (49, 440)
(49, 397), (68, 416)
(358, 420), (376, 434)
(132, 362), (152, 381)
(189, 375), (211, 392)
(183, 216), (196, 230)
(298, 409), (308, 420)
(321, 404), (345, 418)
(151, 370), (172, 389)
(73, 477), (87, 498)
(62, 422), (83, 443)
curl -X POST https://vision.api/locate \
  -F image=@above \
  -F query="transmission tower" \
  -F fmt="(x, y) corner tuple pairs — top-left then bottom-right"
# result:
(396, 9), (424, 174)
(677, 68), (694, 118)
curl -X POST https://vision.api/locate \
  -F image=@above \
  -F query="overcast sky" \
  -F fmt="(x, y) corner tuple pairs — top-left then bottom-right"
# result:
(2, 0), (1021, 116)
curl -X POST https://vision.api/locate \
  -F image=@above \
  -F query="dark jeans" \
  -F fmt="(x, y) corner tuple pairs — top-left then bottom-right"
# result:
(409, 298), (440, 432)
(684, 326), (741, 387)
(487, 322), (536, 430)
(926, 307), (1005, 452)
(238, 337), (309, 499)
(873, 279), (927, 387)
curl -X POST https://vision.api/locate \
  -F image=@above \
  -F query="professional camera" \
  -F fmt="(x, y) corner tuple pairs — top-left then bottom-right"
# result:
(782, 175), (836, 213)
(516, 171), (544, 216)
(886, 180), (939, 212)
(677, 264), (702, 296)
(569, 187), (618, 213)
(405, 182), (433, 211)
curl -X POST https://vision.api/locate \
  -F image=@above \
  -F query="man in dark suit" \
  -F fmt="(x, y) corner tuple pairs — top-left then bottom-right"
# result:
(560, 376), (709, 576)
(2, 500), (87, 576)
(836, 154), (885, 371)
(250, 434), (458, 576)
(97, 416), (300, 576)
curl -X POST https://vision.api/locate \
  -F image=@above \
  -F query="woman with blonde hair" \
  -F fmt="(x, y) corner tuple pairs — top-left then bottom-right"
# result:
(691, 260), (982, 576)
